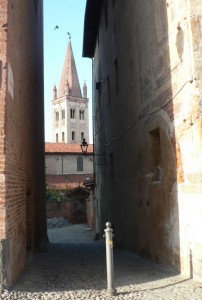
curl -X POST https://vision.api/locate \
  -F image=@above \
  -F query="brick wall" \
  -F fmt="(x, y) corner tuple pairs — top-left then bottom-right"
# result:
(47, 194), (95, 228)
(47, 202), (69, 220)
(0, 0), (8, 287)
(0, 0), (47, 288)
(47, 201), (87, 224)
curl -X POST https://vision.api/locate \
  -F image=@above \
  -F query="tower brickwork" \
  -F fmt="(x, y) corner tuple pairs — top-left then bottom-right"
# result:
(52, 39), (89, 144)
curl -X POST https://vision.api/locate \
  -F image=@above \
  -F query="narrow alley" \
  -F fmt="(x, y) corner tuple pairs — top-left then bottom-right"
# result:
(2, 223), (202, 300)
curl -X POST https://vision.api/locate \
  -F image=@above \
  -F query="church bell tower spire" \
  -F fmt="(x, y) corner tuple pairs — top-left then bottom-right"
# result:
(52, 35), (89, 144)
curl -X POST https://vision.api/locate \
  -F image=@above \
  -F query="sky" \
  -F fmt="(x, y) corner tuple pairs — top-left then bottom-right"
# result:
(44, 0), (92, 143)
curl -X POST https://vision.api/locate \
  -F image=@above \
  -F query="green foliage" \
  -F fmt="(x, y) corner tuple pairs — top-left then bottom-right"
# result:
(46, 187), (72, 203)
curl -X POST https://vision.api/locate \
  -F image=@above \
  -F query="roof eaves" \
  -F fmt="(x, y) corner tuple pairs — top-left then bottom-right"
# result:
(82, 0), (103, 58)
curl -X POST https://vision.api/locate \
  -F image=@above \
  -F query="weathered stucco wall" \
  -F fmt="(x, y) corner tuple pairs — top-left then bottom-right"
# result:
(45, 153), (93, 175)
(0, 0), (46, 288)
(177, 0), (202, 281)
(92, 0), (202, 280)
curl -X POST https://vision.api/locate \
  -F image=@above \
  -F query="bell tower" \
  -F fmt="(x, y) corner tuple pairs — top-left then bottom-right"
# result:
(52, 37), (89, 143)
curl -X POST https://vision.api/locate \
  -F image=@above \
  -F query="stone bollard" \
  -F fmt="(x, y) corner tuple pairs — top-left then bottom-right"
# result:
(104, 222), (116, 296)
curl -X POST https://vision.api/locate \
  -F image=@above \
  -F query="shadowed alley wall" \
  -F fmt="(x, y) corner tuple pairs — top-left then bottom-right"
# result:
(0, 0), (47, 288)
(83, 0), (202, 281)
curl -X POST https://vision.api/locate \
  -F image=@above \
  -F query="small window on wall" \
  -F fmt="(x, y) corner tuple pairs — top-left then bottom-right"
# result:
(77, 157), (83, 171)
(62, 132), (65, 142)
(81, 132), (84, 141)
(70, 108), (75, 119)
(55, 111), (59, 121)
(56, 133), (59, 143)
(62, 109), (65, 119)
(72, 131), (75, 141)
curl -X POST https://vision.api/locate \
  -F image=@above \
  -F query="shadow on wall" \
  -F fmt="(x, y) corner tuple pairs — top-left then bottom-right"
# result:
(134, 0), (181, 271)
(104, 0), (182, 273)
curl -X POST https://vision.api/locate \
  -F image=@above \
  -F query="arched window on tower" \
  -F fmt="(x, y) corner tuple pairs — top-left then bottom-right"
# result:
(55, 111), (59, 121)
(62, 109), (65, 119)
(72, 131), (75, 141)
(62, 132), (65, 142)
(70, 108), (75, 119)
(81, 132), (84, 141)
(77, 157), (83, 171)
(79, 110), (85, 120)
(56, 133), (59, 142)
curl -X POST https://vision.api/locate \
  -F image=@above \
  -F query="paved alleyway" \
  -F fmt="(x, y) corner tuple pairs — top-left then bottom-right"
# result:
(2, 223), (202, 300)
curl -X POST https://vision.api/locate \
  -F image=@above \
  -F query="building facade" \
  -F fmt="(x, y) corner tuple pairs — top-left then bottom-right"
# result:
(0, 0), (47, 288)
(52, 38), (89, 144)
(83, 0), (202, 281)
(45, 143), (95, 228)
(45, 143), (93, 190)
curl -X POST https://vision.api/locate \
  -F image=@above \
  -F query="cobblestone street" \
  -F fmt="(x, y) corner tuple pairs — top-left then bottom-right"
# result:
(2, 223), (202, 300)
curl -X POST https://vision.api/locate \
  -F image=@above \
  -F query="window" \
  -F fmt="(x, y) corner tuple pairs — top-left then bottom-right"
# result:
(70, 108), (75, 119)
(62, 109), (65, 119)
(77, 157), (83, 171)
(62, 132), (65, 142)
(55, 111), (59, 121)
(56, 133), (58, 143)
(72, 131), (75, 141)
(81, 132), (84, 141)
(79, 110), (85, 120)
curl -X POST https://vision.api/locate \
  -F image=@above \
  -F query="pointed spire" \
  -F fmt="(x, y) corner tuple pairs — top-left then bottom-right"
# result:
(58, 38), (82, 98)
(53, 84), (57, 100)
(83, 80), (87, 98)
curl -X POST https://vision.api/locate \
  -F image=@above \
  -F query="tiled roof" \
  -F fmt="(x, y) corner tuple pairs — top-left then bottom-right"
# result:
(45, 143), (93, 154)
(66, 186), (89, 196)
(46, 174), (92, 190)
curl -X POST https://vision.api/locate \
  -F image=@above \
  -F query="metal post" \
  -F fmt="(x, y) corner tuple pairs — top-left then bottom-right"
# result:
(104, 222), (116, 296)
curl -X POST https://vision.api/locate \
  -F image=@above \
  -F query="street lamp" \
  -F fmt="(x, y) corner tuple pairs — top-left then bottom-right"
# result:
(80, 138), (88, 155)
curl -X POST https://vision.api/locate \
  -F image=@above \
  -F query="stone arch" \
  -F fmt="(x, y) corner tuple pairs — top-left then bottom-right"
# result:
(137, 110), (180, 269)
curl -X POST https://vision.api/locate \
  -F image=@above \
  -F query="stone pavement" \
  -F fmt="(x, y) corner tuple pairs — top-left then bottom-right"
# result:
(1, 223), (202, 300)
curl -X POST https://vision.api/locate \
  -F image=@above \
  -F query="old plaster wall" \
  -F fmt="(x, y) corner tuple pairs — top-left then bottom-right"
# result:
(0, 0), (46, 288)
(45, 153), (93, 175)
(93, 0), (202, 279)
(177, 0), (202, 280)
